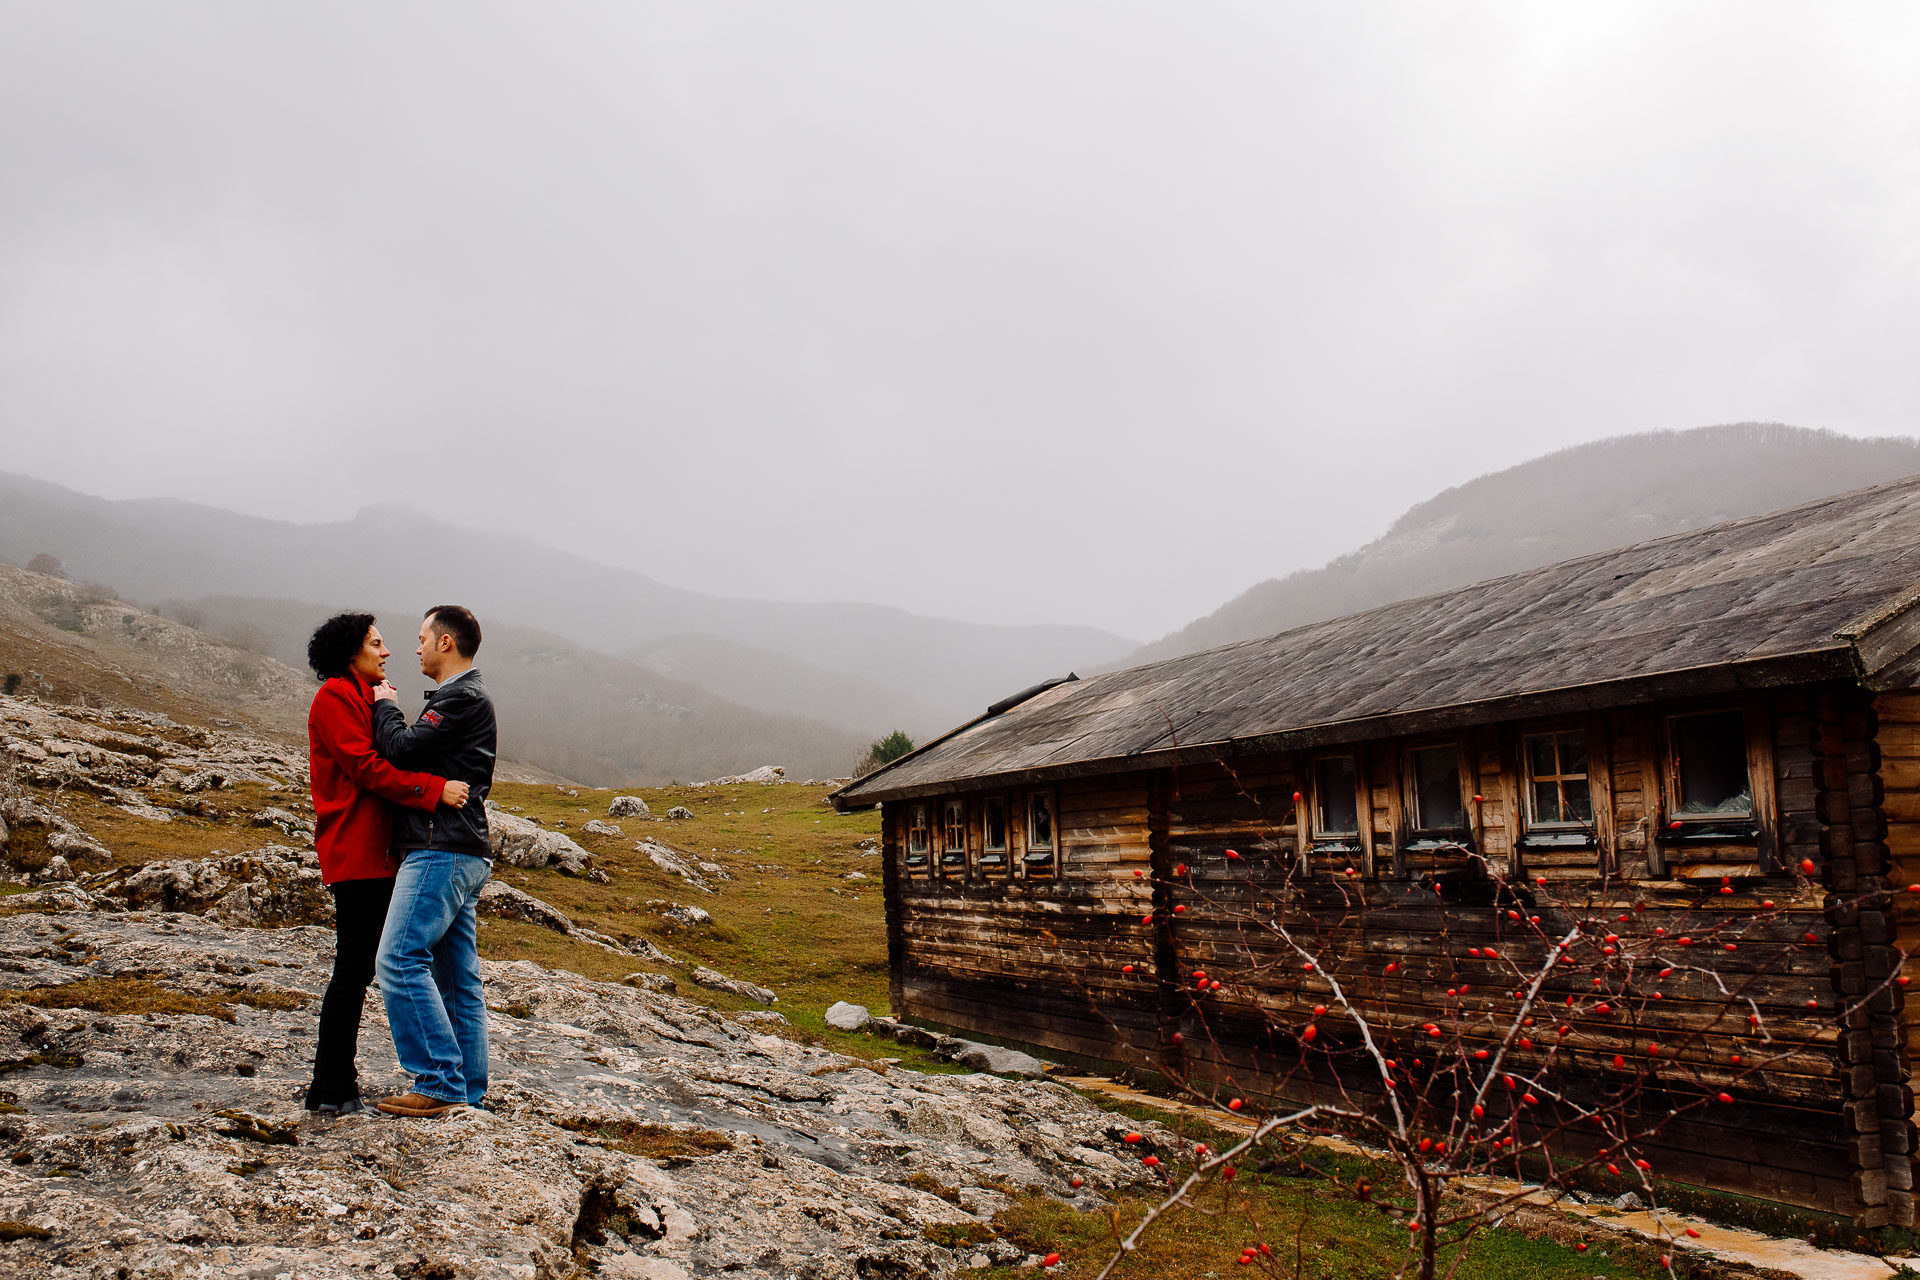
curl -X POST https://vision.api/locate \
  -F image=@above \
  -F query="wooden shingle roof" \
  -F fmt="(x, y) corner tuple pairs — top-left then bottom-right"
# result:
(834, 473), (1920, 809)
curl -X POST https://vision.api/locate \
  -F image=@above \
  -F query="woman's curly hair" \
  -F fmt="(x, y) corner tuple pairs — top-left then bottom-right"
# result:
(307, 612), (377, 682)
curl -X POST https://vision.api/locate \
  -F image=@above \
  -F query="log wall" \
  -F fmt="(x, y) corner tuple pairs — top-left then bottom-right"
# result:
(883, 680), (1918, 1221)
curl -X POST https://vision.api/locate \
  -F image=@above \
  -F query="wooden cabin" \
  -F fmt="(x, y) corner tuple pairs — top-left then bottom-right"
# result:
(833, 475), (1920, 1225)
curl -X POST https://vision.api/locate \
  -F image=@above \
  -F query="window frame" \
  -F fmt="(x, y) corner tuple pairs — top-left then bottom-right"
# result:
(1022, 788), (1058, 879)
(1404, 740), (1470, 839)
(904, 802), (931, 875)
(979, 793), (1012, 875)
(1311, 753), (1362, 838)
(939, 796), (970, 875)
(1660, 705), (1760, 842)
(1522, 727), (1596, 828)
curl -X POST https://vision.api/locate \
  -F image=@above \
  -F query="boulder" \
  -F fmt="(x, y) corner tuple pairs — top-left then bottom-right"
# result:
(86, 845), (334, 927)
(478, 882), (677, 963)
(690, 966), (775, 1005)
(488, 808), (606, 881)
(608, 795), (652, 819)
(621, 971), (677, 994)
(824, 1001), (871, 1032)
(666, 806), (694, 820)
(49, 831), (113, 867)
(28, 854), (75, 884)
(952, 1041), (1049, 1079)
(581, 819), (623, 837)
(654, 902), (711, 928)
(638, 841), (712, 894)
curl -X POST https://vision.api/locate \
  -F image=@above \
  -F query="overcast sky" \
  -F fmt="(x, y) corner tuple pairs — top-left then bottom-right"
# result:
(2, 4), (1916, 641)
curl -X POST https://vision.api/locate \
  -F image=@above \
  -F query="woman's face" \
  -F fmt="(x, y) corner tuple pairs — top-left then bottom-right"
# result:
(348, 625), (390, 685)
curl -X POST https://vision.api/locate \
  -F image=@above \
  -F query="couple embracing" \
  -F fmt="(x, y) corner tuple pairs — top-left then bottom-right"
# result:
(303, 605), (496, 1119)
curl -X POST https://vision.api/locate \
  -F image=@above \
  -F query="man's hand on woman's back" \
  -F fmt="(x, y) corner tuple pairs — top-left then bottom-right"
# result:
(443, 780), (471, 808)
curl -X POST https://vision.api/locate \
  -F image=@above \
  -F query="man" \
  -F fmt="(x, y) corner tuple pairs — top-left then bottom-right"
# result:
(304, 613), (469, 1115)
(370, 605), (497, 1118)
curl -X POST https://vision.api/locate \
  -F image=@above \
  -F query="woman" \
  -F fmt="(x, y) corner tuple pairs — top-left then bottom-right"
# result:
(305, 612), (469, 1115)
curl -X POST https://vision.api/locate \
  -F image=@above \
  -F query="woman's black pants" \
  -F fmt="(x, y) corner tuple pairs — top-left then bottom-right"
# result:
(306, 876), (395, 1108)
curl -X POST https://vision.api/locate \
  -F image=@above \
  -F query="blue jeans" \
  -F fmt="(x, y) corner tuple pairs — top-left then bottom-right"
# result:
(375, 849), (492, 1104)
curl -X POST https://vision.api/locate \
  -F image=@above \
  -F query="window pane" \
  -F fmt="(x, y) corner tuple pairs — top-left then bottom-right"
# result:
(1560, 732), (1588, 776)
(984, 797), (1008, 851)
(1028, 794), (1054, 849)
(1562, 777), (1593, 822)
(944, 801), (966, 850)
(1412, 745), (1464, 830)
(1532, 780), (1563, 824)
(1314, 756), (1359, 834)
(1674, 712), (1752, 817)
(1527, 734), (1558, 778)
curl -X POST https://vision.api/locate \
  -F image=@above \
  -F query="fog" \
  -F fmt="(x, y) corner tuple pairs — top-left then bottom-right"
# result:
(2, 4), (1915, 640)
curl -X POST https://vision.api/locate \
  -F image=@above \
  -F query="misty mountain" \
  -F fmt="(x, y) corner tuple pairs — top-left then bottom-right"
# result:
(0, 472), (1133, 729)
(627, 632), (945, 739)
(1134, 423), (1920, 664)
(147, 595), (869, 787)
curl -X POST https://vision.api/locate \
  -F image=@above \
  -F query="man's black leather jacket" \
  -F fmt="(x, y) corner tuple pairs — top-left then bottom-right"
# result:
(372, 669), (496, 858)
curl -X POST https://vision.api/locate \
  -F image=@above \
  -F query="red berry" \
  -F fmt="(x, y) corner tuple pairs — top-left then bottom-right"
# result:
(1716, 1092), (1733, 1104)
(1043, 1252), (1061, 1267)
(1142, 1155), (1159, 1167)
(1227, 1098), (1243, 1111)
(1800, 858), (1817, 875)
(1226, 849), (1239, 860)
(1302, 1024), (1317, 1042)
(1124, 1132), (1142, 1143)
(1068, 1177), (1084, 1188)
(1122, 964), (1135, 973)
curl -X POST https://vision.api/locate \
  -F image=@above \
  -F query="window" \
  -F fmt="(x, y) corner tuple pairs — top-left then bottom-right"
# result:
(1023, 791), (1056, 875)
(981, 796), (1010, 872)
(940, 798), (968, 871)
(1409, 744), (1465, 832)
(1668, 710), (1753, 821)
(905, 803), (930, 872)
(1524, 731), (1593, 827)
(1313, 755), (1360, 836)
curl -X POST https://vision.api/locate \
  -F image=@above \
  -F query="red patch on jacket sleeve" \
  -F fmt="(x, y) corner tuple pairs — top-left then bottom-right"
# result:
(421, 709), (443, 727)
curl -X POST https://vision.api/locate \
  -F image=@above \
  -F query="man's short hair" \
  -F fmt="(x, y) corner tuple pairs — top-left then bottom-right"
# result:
(307, 612), (378, 682)
(424, 604), (482, 659)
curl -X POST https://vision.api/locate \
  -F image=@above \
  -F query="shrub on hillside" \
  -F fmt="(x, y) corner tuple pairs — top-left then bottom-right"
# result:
(855, 730), (915, 777)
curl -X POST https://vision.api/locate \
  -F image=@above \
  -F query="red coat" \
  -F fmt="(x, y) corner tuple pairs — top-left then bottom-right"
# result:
(307, 674), (446, 884)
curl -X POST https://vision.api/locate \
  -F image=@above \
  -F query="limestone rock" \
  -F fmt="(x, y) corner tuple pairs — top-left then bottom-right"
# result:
(489, 807), (606, 881)
(697, 766), (787, 786)
(690, 966), (775, 1005)
(638, 840), (712, 894)
(86, 845), (334, 927)
(825, 1002), (871, 1032)
(609, 795), (652, 819)
(653, 902), (711, 928)
(0, 908), (1164, 1278)
(623, 971), (677, 994)
(952, 1042), (1049, 1079)
(583, 819), (624, 837)
(666, 806), (694, 820)
(48, 830), (114, 866)
(28, 854), (74, 883)
(478, 882), (676, 963)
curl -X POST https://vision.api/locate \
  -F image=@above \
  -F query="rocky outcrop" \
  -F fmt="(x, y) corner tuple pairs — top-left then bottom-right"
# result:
(0, 910), (1157, 1278)
(638, 840), (713, 894)
(86, 845), (335, 927)
(696, 766), (787, 786)
(582, 819), (623, 837)
(479, 881), (677, 965)
(826, 1001), (871, 1031)
(487, 805), (606, 882)
(690, 966), (776, 1005)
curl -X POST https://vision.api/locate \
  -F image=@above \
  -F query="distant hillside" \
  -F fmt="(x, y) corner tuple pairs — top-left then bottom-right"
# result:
(1134, 423), (1920, 663)
(628, 632), (946, 740)
(152, 595), (868, 787)
(0, 474), (1133, 728)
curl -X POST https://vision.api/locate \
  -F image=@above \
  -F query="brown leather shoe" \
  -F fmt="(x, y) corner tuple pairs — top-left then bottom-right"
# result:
(376, 1091), (463, 1118)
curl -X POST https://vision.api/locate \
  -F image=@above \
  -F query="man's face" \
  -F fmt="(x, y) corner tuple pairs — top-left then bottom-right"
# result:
(348, 626), (389, 684)
(416, 616), (454, 680)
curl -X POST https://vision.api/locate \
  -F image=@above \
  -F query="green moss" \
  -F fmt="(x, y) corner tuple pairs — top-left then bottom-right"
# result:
(555, 1117), (733, 1160)
(923, 1221), (995, 1248)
